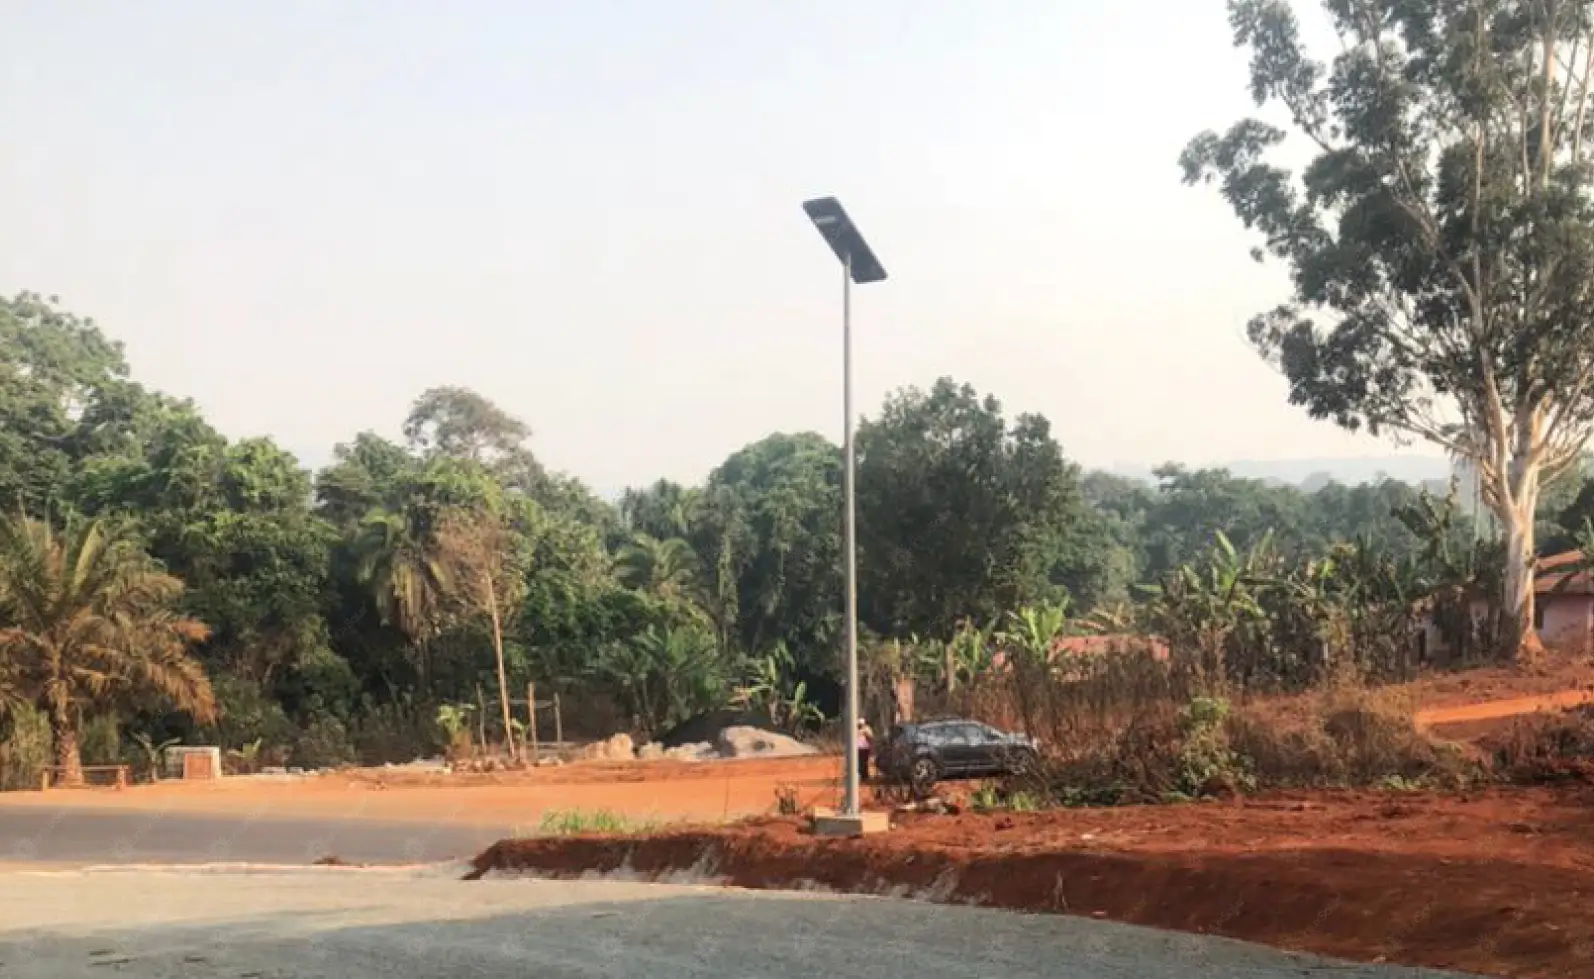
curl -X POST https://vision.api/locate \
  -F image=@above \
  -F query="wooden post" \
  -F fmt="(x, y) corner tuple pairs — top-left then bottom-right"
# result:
(553, 693), (563, 748)
(527, 681), (539, 763)
(476, 683), (489, 757)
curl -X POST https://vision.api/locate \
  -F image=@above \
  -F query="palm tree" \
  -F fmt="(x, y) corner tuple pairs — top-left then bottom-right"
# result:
(614, 534), (703, 603)
(351, 507), (455, 687)
(0, 516), (215, 785)
(593, 624), (734, 736)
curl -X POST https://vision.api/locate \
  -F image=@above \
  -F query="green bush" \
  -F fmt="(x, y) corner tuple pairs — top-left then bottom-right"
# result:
(972, 784), (1043, 813)
(207, 674), (295, 755)
(291, 713), (357, 770)
(0, 704), (50, 790)
(351, 695), (438, 764)
(1174, 697), (1255, 797)
(80, 713), (123, 767)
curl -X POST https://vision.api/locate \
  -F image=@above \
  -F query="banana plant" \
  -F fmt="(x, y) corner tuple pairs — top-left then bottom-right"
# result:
(594, 624), (738, 736)
(1142, 532), (1272, 691)
(997, 600), (1072, 671)
(435, 703), (477, 757)
(935, 618), (997, 690)
(734, 643), (823, 733)
(130, 733), (182, 783)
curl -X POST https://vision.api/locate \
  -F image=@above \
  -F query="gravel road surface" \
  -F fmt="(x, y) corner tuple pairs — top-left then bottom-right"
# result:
(0, 868), (1481, 979)
(0, 806), (512, 865)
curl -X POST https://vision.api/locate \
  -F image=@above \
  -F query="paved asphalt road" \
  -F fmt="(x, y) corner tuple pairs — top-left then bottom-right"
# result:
(0, 869), (1481, 979)
(0, 805), (513, 866)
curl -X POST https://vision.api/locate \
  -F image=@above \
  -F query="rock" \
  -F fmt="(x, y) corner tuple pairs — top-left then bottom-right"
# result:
(535, 756), (563, 768)
(664, 741), (715, 762)
(577, 733), (636, 762)
(635, 739), (713, 762)
(714, 726), (818, 759)
(897, 796), (959, 816)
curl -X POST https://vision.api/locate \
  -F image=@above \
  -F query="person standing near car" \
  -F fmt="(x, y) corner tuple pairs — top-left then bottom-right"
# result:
(856, 719), (874, 782)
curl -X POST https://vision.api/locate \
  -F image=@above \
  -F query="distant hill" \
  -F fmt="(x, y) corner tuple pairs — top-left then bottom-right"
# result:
(1105, 456), (1452, 490)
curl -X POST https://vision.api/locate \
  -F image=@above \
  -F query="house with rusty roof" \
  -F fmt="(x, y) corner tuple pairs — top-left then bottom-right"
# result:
(1529, 550), (1594, 648)
(1421, 550), (1594, 659)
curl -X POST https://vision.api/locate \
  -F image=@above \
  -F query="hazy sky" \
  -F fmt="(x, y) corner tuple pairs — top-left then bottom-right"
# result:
(1, 1), (1441, 491)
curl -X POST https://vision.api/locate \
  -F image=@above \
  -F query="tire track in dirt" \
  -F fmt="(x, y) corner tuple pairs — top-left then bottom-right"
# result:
(1414, 689), (1594, 733)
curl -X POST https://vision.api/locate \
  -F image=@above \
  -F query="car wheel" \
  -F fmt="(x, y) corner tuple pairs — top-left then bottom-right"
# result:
(1009, 748), (1038, 777)
(909, 757), (941, 797)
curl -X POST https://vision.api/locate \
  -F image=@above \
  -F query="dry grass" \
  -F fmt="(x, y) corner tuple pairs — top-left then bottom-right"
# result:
(1480, 705), (1594, 785)
(952, 648), (1485, 803)
(895, 641), (1594, 808)
(1230, 692), (1473, 789)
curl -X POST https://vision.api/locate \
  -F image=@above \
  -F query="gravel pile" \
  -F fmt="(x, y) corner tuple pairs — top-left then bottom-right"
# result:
(629, 727), (815, 762)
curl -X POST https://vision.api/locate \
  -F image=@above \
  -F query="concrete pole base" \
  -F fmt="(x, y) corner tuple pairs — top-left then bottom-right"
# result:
(810, 808), (891, 838)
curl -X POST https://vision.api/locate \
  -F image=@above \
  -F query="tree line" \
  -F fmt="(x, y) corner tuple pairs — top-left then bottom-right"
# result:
(17, 0), (1594, 781)
(4, 292), (1578, 783)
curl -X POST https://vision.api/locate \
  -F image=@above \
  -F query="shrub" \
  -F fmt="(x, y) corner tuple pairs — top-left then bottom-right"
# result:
(206, 674), (295, 757)
(1224, 708), (1340, 786)
(970, 785), (1001, 811)
(79, 713), (123, 767)
(1485, 706), (1594, 784)
(352, 695), (438, 764)
(0, 704), (50, 790)
(970, 784), (1044, 812)
(1225, 690), (1476, 790)
(291, 714), (357, 770)
(1174, 697), (1255, 797)
(1322, 702), (1438, 782)
(1034, 706), (1182, 806)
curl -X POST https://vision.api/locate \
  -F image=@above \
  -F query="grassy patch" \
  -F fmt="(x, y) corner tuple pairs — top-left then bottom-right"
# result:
(534, 808), (660, 837)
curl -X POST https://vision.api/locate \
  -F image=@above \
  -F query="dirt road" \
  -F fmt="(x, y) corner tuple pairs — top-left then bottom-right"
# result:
(0, 806), (512, 865)
(0, 757), (845, 867)
(0, 756), (844, 827)
(0, 868), (1477, 978)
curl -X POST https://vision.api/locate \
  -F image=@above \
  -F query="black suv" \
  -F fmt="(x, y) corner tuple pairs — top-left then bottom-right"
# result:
(876, 719), (1039, 793)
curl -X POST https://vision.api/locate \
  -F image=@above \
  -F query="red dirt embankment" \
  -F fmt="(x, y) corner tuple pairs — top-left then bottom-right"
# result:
(470, 786), (1594, 979)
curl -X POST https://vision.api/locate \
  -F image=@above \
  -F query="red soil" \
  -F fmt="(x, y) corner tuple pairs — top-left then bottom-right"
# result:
(471, 785), (1594, 979)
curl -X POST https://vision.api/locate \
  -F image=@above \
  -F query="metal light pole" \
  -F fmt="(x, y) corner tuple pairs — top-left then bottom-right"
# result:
(802, 197), (887, 818)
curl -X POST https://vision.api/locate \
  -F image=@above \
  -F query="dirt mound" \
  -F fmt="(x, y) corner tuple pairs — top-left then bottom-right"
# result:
(656, 710), (773, 749)
(574, 733), (635, 762)
(715, 726), (817, 759)
(470, 785), (1594, 978)
(635, 741), (716, 762)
